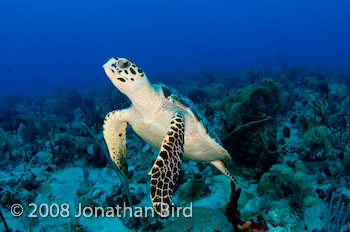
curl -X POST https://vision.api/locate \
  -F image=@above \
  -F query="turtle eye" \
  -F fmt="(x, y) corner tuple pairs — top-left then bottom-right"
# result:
(118, 60), (130, 69)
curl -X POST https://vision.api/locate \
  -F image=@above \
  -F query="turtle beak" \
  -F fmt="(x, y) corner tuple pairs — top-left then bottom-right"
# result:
(104, 68), (114, 79)
(103, 59), (116, 79)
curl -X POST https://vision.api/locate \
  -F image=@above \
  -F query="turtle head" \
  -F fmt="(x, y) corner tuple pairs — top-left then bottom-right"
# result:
(103, 57), (147, 94)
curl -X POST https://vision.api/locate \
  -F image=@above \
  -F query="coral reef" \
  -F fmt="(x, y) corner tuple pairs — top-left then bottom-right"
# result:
(1, 66), (350, 231)
(187, 89), (208, 103)
(303, 125), (332, 158)
(217, 78), (282, 174)
(226, 181), (268, 232)
(258, 162), (320, 211)
(321, 191), (350, 231)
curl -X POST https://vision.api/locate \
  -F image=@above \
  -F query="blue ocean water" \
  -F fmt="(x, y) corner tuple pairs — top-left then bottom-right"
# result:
(1, 1), (350, 232)
(1, 0), (349, 94)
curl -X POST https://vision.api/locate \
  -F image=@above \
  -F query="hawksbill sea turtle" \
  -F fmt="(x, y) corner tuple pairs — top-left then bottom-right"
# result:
(102, 57), (236, 216)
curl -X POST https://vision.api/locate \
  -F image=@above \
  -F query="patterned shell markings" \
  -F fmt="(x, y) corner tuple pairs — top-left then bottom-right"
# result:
(153, 83), (223, 146)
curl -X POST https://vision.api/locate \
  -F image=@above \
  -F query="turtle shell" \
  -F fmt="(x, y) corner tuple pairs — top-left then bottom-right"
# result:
(153, 83), (223, 146)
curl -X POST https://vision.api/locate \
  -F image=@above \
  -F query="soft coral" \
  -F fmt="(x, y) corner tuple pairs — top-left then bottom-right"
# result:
(226, 181), (269, 232)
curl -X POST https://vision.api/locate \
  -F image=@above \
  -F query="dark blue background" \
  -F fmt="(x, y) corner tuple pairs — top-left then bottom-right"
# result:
(1, 0), (349, 94)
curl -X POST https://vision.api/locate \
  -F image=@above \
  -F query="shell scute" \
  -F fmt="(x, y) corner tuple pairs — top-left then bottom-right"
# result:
(153, 83), (222, 145)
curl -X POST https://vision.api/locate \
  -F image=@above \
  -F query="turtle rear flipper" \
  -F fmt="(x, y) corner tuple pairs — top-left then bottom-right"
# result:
(210, 160), (237, 184)
(149, 112), (184, 217)
(103, 109), (130, 176)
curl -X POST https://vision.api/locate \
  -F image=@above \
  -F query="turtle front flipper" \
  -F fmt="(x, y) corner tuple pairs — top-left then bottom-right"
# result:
(103, 109), (131, 176)
(149, 111), (185, 217)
